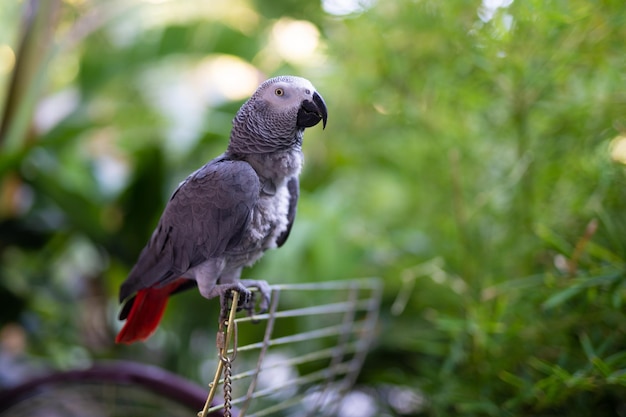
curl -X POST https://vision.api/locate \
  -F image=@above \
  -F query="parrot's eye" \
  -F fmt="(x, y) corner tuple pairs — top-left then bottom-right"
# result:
(305, 89), (311, 95)
(275, 88), (284, 96)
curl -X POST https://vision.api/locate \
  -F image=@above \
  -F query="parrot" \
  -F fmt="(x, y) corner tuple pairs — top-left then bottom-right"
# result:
(115, 75), (327, 344)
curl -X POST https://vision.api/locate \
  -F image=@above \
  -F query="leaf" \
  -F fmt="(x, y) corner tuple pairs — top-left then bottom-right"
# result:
(591, 357), (612, 378)
(498, 370), (526, 389)
(542, 272), (624, 310)
(579, 332), (596, 362)
(542, 285), (583, 310)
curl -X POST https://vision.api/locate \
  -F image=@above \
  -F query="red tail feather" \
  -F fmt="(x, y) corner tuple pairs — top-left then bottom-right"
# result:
(116, 280), (186, 344)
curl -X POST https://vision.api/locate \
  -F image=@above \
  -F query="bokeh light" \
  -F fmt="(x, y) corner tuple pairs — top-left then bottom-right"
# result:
(271, 18), (321, 65)
(610, 135), (626, 165)
(0, 44), (15, 76)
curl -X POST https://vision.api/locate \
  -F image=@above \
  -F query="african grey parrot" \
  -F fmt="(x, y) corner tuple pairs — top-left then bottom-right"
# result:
(115, 76), (327, 344)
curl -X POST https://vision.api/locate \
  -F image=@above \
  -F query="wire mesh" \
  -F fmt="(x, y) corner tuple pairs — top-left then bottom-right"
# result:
(204, 278), (383, 417)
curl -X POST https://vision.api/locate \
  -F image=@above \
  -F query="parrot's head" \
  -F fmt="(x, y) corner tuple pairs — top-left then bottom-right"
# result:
(229, 76), (327, 154)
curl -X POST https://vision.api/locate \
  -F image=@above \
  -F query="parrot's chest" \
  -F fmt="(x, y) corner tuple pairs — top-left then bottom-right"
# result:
(250, 181), (291, 247)
(226, 179), (292, 266)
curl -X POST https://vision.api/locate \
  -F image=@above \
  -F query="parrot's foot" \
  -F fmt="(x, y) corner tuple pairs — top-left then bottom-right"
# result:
(240, 279), (271, 316)
(216, 280), (271, 323)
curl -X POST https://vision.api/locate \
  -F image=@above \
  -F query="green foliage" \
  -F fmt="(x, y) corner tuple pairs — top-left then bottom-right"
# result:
(1, 0), (626, 415)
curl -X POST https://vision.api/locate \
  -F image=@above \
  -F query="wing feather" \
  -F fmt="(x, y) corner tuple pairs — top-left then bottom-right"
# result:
(119, 158), (260, 302)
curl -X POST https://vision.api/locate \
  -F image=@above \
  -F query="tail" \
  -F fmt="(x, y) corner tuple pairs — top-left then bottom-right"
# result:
(115, 279), (187, 344)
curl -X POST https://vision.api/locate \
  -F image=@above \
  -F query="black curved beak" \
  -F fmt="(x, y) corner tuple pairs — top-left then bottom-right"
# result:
(297, 91), (328, 129)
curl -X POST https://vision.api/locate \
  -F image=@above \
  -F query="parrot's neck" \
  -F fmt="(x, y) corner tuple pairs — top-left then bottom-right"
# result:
(228, 118), (304, 154)
(228, 149), (303, 185)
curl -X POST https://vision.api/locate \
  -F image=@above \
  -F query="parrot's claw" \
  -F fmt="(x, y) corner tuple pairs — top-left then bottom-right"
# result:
(241, 279), (271, 314)
(217, 283), (250, 323)
(217, 280), (271, 323)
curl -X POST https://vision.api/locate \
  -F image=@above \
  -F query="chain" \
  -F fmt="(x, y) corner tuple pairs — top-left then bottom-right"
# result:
(198, 290), (240, 417)
(222, 356), (233, 417)
(220, 296), (238, 417)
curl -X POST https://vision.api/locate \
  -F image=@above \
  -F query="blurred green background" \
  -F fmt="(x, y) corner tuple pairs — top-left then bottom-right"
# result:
(1, 0), (626, 415)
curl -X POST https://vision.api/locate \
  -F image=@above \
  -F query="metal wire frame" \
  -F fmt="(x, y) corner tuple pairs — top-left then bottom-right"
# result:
(203, 278), (383, 417)
(0, 361), (222, 417)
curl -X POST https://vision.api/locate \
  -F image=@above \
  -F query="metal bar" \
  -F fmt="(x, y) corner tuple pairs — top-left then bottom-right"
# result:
(226, 341), (362, 385)
(237, 288), (282, 417)
(232, 321), (367, 354)
(338, 278), (383, 391)
(268, 278), (380, 291)
(246, 393), (309, 417)
(223, 361), (353, 412)
(234, 299), (372, 324)
(243, 362), (352, 403)
(305, 281), (360, 417)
